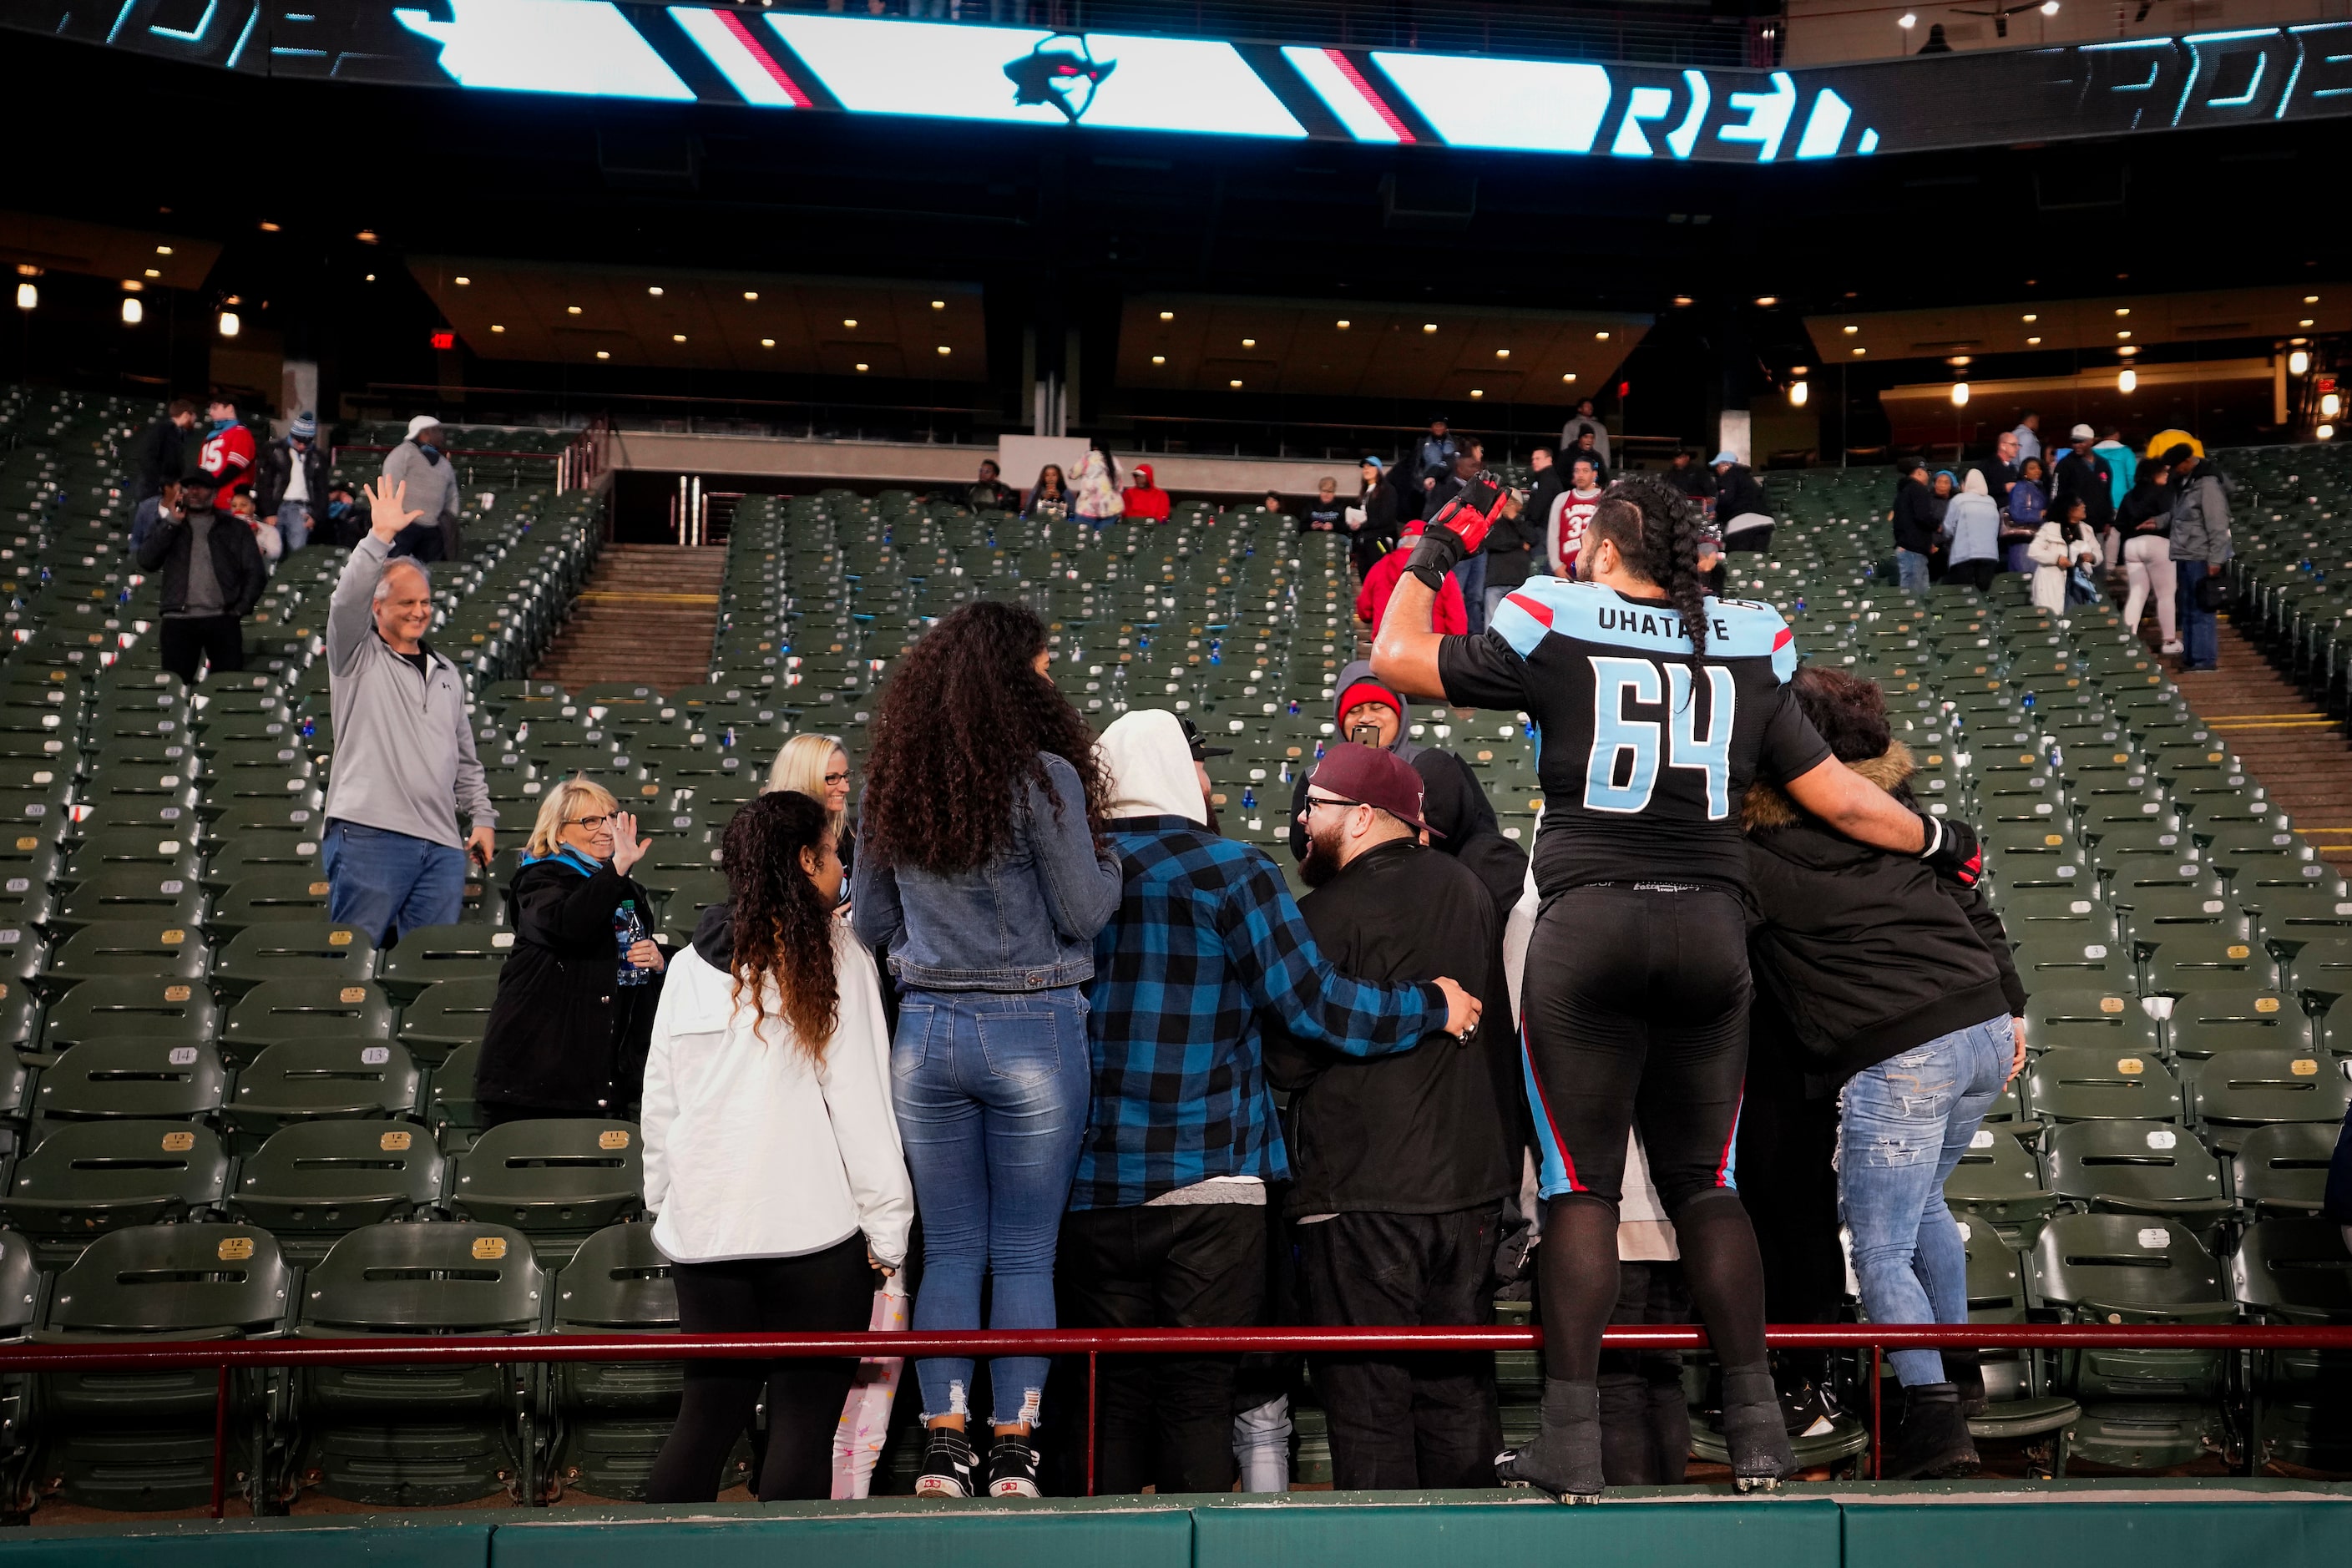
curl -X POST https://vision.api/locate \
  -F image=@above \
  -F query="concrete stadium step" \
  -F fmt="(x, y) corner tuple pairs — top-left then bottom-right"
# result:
(2149, 612), (2352, 868)
(532, 543), (722, 695)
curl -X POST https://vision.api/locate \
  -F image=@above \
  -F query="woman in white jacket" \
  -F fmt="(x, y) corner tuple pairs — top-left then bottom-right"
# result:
(2027, 494), (2102, 615)
(642, 789), (913, 1502)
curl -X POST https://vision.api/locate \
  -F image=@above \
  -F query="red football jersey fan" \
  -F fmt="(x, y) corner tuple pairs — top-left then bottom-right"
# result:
(197, 421), (258, 503)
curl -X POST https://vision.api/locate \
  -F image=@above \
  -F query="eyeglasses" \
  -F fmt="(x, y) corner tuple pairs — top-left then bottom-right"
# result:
(568, 813), (616, 830)
(822, 771), (849, 787)
(1297, 795), (1366, 821)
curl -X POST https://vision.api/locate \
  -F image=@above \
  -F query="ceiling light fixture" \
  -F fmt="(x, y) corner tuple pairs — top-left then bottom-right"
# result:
(1754, 295), (1778, 307)
(1950, 381), (1970, 407)
(567, 305), (581, 315)
(1561, 372), (1578, 382)
(855, 362), (869, 372)
(1230, 378), (1243, 388)
(1595, 331), (1611, 341)
(490, 324), (504, 333)
(355, 230), (377, 245)
(2290, 349), (2311, 375)
(2117, 344), (2138, 356)
(931, 300), (945, 310)
(1151, 355), (1166, 364)
(936, 345), (950, 355)
(1160, 311), (1175, 321)
(13, 282), (33, 312)
(761, 337), (775, 347)
(596, 350), (609, 360)
(842, 318), (857, 328)
(1843, 325), (1859, 335)
(217, 310), (240, 337)
(2118, 368), (2137, 392)
(2321, 422), (2338, 440)
(744, 291), (759, 301)
(2027, 336), (2042, 345)
(1242, 337), (1256, 347)
(120, 296), (142, 326)
(671, 333), (686, 342)
(1672, 295), (1694, 306)
(2022, 313), (2037, 323)
(649, 286), (664, 296)
(1469, 389), (1485, 398)
(454, 276), (470, 286)
(1788, 381), (1808, 407)
(258, 221), (280, 233)
(2115, 306), (2131, 316)
(1495, 348), (1510, 359)
(1424, 323), (1439, 333)
(2301, 318), (2317, 328)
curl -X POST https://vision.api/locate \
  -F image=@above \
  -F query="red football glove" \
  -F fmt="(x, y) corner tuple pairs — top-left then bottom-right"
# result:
(1406, 473), (1508, 591)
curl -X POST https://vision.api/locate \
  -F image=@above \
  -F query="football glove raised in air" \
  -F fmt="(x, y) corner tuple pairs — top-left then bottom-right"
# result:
(1405, 473), (1508, 592)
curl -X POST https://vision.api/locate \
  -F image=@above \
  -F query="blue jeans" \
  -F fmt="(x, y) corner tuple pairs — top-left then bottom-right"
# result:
(2176, 561), (2220, 670)
(321, 819), (467, 946)
(1894, 549), (1930, 594)
(892, 985), (1092, 1426)
(276, 499), (311, 554)
(1837, 1014), (2011, 1388)
(1452, 551), (1487, 635)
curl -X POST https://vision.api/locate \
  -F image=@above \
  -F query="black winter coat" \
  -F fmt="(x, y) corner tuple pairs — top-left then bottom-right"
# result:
(256, 438), (329, 517)
(476, 856), (665, 1111)
(1263, 839), (1520, 1219)
(1743, 743), (2026, 1081)
(2050, 450), (2116, 530)
(1890, 477), (1940, 554)
(129, 417), (186, 502)
(134, 507), (266, 618)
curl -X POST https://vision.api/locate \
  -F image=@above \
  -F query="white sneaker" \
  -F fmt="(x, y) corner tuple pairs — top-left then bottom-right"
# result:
(2160, 641), (2184, 655)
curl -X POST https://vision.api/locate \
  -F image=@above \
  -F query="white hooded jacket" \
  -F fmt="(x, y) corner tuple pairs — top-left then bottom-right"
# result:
(640, 923), (913, 1267)
(1100, 709), (1207, 823)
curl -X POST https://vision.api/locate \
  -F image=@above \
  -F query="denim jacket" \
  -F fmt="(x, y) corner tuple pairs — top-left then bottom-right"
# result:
(851, 753), (1123, 992)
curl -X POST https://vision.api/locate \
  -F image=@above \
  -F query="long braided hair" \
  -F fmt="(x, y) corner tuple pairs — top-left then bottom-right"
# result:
(719, 791), (840, 1059)
(859, 599), (1109, 874)
(1588, 473), (1715, 657)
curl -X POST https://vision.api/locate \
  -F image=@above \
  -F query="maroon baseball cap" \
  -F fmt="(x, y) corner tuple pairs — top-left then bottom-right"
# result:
(1308, 743), (1440, 838)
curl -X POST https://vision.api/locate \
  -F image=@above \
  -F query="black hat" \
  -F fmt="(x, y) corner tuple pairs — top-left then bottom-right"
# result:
(1178, 716), (1232, 761)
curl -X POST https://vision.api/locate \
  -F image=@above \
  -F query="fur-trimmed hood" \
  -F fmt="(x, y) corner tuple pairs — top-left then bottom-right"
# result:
(1743, 740), (1913, 832)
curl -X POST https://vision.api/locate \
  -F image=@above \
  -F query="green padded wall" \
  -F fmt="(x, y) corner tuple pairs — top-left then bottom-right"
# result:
(0, 1518), (492, 1568)
(1844, 1500), (2352, 1568)
(488, 1498), (1195, 1568)
(1190, 1494), (1842, 1568)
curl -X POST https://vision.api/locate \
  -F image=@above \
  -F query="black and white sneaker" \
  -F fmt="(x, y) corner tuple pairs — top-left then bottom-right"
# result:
(1778, 1378), (1842, 1439)
(987, 1434), (1042, 1498)
(913, 1426), (977, 1499)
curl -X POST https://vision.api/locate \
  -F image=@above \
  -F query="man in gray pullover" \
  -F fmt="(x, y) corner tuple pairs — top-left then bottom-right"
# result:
(320, 477), (496, 943)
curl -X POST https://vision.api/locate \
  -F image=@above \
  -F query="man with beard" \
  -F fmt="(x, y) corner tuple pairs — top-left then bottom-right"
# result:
(1057, 709), (1480, 1496)
(1266, 742), (1519, 1490)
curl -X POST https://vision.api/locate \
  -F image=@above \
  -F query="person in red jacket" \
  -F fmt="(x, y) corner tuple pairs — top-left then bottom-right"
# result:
(1356, 520), (1468, 635)
(195, 395), (257, 507)
(1120, 463), (1172, 524)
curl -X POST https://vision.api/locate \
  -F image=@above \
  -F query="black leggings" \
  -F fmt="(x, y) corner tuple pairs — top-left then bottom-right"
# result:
(1520, 886), (1769, 1383)
(645, 1236), (875, 1502)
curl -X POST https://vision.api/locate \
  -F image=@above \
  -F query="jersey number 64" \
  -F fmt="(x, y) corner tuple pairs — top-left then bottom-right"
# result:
(1583, 656), (1736, 819)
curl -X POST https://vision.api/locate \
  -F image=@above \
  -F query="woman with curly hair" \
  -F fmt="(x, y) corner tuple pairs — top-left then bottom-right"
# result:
(1369, 470), (1980, 1501)
(850, 599), (1123, 1500)
(641, 789), (912, 1503)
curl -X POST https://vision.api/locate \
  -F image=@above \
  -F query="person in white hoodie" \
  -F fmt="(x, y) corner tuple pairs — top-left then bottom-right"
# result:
(641, 788), (913, 1503)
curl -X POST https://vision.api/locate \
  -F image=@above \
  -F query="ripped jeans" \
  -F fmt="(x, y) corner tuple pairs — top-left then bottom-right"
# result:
(1837, 1014), (2011, 1388)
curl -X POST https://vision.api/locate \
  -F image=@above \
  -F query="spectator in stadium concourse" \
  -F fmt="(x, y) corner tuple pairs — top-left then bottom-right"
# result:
(1346, 455), (1400, 579)
(1300, 475), (1348, 533)
(1286, 660), (1500, 874)
(1062, 709), (1476, 1496)
(134, 469), (265, 685)
(1485, 471), (1547, 630)
(2027, 495), (2102, 615)
(2166, 443), (2233, 673)
(1424, 438), (1485, 519)
(257, 409), (326, 554)
(1889, 458), (1937, 593)
(321, 482), (365, 550)
(1414, 415), (1459, 493)
(2115, 461), (2178, 652)
(2094, 426), (2137, 514)
(1548, 456), (1605, 578)
(129, 397), (199, 502)
(1938, 469), (2002, 593)
(1356, 519), (1468, 635)
(474, 777), (665, 1127)
(1427, 443), (1490, 632)
(1917, 20), (1952, 50)
(1742, 665), (2026, 1480)
(1712, 451), (1774, 555)
(2011, 410), (2041, 465)
(230, 492), (281, 567)
(1260, 490), (1284, 517)
(1263, 741), (1516, 1490)
(1024, 463), (1070, 522)
(767, 731), (855, 891)
(1371, 473), (1974, 1500)
(2049, 423), (2116, 562)
(2001, 455), (2047, 574)
(1074, 440), (1123, 528)
(1925, 469), (1955, 580)
(966, 458), (1017, 512)
(319, 478), (497, 945)
(1968, 430), (2019, 518)
(381, 415), (460, 562)
(1565, 427), (1608, 487)
(130, 477), (181, 555)
(196, 393), (257, 508)
(1119, 461), (1171, 524)
(848, 600), (1123, 1501)
(1665, 448), (1714, 505)
(641, 789), (911, 1504)
(1559, 397), (1611, 473)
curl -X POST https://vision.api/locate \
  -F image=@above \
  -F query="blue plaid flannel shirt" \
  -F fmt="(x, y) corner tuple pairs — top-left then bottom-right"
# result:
(1074, 816), (1444, 1211)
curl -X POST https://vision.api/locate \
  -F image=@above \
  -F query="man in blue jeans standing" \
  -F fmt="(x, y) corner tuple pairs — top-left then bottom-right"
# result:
(1889, 458), (1937, 594)
(2163, 443), (2233, 672)
(320, 478), (496, 943)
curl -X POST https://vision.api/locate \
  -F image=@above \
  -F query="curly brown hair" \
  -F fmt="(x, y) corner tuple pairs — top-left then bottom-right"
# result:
(859, 600), (1109, 874)
(720, 791), (840, 1058)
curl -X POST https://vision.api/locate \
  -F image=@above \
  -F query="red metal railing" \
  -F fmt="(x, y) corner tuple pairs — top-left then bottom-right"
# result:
(8, 1322), (2349, 1516)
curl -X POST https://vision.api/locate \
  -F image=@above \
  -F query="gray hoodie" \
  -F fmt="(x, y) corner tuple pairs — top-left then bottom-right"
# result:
(2167, 461), (2233, 565)
(382, 438), (461, 528)
(322, 535), (494, 847)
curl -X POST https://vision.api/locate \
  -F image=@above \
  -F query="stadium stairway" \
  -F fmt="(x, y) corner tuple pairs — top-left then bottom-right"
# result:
(532, 544), (724, 695)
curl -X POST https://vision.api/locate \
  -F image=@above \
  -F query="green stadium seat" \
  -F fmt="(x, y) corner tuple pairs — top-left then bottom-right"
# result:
(397, 977), (500, 1067)
(220, 978), (395, 1068)
(0, 1120), (231, 1263)
(1945, 1125), (2053, 1246)
(2027, 1213), (2234, 1406)
(1956, 1216), (2080, 1466)
(294, 1222), (543, 1506)
(33, 1039), (226, 1125)
(210, 921), (375, 997)
(37, 977), (219, 1065)
(2010, 935), (2135, 991)
(207, 870), (336, 936)
(43, 920), (209, 990)
(221, 1039), (422, 1149)
(448, 1118), (645, 1269)
(226, 1120), (446, 1264)
(549, 1222), (684, 1502)
(31, 1223), (292, 1512)
(2188, 1047), (2350, 1151)
(2042, 1119), (2230, 1230)
(2021, 1046), (2182, 1123)
(49, 867), (206, 935)
(2142, 933), (2273, 991)
(2229, 1218), (2352, 1474)
(2024, 988), (2161, 1054)
(2228, 1122), (2342, 1216)
(375, 924), (512, 1003)
(2167, 987), (2309, 1058)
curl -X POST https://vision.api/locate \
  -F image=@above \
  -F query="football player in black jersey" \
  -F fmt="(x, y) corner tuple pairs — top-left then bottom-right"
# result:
(1373, 473), (1981, 1500)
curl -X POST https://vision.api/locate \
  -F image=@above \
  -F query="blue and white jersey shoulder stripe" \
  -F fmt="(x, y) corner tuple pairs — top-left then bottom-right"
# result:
(1489, 578), (1798, 680)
